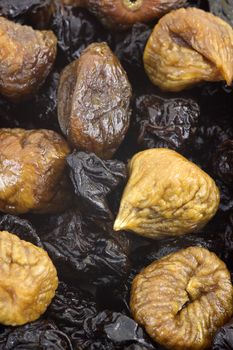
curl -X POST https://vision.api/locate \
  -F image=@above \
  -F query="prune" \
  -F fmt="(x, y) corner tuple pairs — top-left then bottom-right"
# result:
(38, 209), (129, 286)
(57, 42), (132, 159)
(0, 231), (58, 325)
(212, 318), (233, 350)
(143, 8), (233, 91)
(67, 151), (127, 222)
(82, 0), (186, 30)
(131, 247), (233, 350)
(114, 148), (220, 239)
(0, 129), (71, 214)
(213, 139), (233, 186)
(133, 95), (200, 150)
(0, 319), (73, 349)
(0, 16), (57, 101)
(51, 3), (106, 63)
(209, 0), (233, 27)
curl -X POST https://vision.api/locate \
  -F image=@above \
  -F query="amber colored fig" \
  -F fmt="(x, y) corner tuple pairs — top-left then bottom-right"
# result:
(0, 231), (58, 326)
(114, 148), (220, 238)
(57, 42), (132, 159)
(0, 129), (71, 214)
(143, 8), (233, 91)
(130, 246), (233, 350)
(0, 16), (57, 101)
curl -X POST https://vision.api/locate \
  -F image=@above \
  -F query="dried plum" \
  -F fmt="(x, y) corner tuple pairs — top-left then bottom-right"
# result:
(67, 151), (127, 222)
(0, 17), (57, 101)
(0, 129), (72, 214)
(131, 247), (233, 350)
(212, 318), (233, 349)
(58, 42), (132, 159)
(213, 139), (233, 186)
(133, 95), (200, 150)
(144, 7), (233, 91)
(209, 0), (233, 27)
(0, 319), (73, 350)
(37, 209), (129, 287)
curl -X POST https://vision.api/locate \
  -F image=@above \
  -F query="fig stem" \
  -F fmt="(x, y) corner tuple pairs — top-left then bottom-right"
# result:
(122, 0), (143, 11)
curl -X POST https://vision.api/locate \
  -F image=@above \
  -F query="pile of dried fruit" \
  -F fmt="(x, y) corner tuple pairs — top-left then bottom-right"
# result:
(0, 1), (232, 349)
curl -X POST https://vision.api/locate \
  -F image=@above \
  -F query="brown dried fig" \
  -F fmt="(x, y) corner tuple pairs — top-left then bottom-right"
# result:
(0, 16), (57, 101)
(57, 42), (132, 159)
(130, 246), (233, 350)
(0, 231), (58, 326)
(0, 129), (71, 214)
(114, 148), (219, 238)
(143, 8), (233, 91)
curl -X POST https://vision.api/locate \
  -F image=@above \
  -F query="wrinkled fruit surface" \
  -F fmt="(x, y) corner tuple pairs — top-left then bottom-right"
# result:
(0, 231), (58, 326)
(130, 246), (233, 350)
(144, 7), (233, 91)
(114, 148), (220, 238)
(0, 129), (71, 214)
(212, 317), (233, 350)
(58, 42), (132, 159)
(0, 16), (57, 101)
(213, 139), (233, 186)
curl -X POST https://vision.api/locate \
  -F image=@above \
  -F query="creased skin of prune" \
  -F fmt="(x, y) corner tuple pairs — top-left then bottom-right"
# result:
(212, 318), (233, 350)
(209, 0), (233, 27)
(67, 151), (127, 222)
(37, 209), (129, 287)
(0, 319), (73, 350)
(132, 95), (200, 151)
(213, 140), (233, 186)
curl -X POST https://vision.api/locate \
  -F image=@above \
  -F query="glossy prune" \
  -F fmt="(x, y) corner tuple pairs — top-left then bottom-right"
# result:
(67, 151), (127, 222)
(58, 42), (132, 159)
(37, 209), (129, 287)
(212, 317), (233, 349)
(213, 139), (233, 186)
(133, 95), (200, 150)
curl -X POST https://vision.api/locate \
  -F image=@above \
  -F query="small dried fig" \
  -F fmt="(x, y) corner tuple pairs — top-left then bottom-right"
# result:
(0, 230), (58, 326)
(0, 128), (71, 214)
(114, 148), (220, 238)
(143, 8), (233, 91)
(130, 246), (233, 350)
(0, 16), (57, 101)
(57, 42), (132, 159)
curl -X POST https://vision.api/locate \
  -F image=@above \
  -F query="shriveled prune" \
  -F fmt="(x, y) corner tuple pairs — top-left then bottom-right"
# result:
(0, 231), (58, 326)
(78, 0), (186, 30)
(209, 0), (233, 27)
(0, 319), (73, 350)
(143, 7), (233, 91)
(133, 95), (200, 150)
(114, 148), (220, 239)
(0, 16), (57, 101)
(131, 246), (233, 350)
(67, 151), (127, 222)
(0, 129), (71, 214)
(213, 318), (233, 349)
(57, 42), (132, 159)
(213, 139), (233, 186)
(38, 209), (129, 287)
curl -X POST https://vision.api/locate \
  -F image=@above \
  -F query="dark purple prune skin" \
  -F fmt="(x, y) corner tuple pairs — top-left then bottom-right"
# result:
(208, 0), (233, 27)
(132, 95), (200, 151)
(0, 319), (73, 350)
(212, 317), (233, 349)
(213, 140), (233, 186)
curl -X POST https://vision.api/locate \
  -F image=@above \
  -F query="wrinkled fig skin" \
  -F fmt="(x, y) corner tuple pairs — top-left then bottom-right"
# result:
(61, 0), (186, 29)
(130, 247), (233, 350)
(114, 148), (220, 239)
(0, 129), (71, 214)
(0, 16), (57, 101)
(143, 8), (233, 91)
(0, 231), (58, 326)
(58, 42), (132, 159)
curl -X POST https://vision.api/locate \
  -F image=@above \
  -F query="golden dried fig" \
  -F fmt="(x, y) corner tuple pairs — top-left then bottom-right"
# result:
(143, 8), (233, 91)
(57, 42), (132, 159)
(114, 148), (219, 238)
(130, 246), (233, 350)
(0, 231), (58, 326)
(0, 128), (71, 214)
(0, 16), (57, 101)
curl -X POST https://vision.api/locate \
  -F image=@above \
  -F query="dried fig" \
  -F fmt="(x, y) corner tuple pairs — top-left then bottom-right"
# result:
(0, 16), (57, 101)
(0, 230), (58, 326)
(143, 8), (233, 91)
(0, 128), (71, 214)
(114, 148), (220, 238)
(57, 42), (132, 159)
(130, 246), (233, 350)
